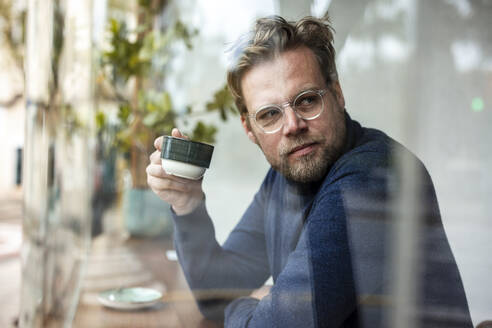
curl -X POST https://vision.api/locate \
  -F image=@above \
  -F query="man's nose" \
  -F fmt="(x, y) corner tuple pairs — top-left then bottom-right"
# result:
(282, 106), (308, 135)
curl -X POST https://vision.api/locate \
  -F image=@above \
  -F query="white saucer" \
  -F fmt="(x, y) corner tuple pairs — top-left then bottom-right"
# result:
(98, 287), (163, 310)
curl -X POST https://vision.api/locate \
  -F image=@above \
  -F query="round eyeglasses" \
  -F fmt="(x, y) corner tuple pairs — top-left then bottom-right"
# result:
(248, 89), (327, 134)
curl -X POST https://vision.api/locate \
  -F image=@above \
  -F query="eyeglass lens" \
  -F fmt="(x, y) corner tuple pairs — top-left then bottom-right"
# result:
(255, 90), (323, 132)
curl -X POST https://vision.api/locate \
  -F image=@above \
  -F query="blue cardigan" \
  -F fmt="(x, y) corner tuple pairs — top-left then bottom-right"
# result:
(172, 114), (472, 327)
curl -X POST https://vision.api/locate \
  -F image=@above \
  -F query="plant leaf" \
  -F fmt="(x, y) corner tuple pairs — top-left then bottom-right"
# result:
(95, 111), (106, 130)
(205, 84), (237, 121)
(191, 121), (218, 144)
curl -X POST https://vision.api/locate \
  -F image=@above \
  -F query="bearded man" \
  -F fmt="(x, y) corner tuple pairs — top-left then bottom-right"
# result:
(146, 15), (472, 328)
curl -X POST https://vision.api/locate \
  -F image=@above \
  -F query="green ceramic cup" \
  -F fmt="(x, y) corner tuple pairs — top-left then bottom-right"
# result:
(160, 136), (214, 180)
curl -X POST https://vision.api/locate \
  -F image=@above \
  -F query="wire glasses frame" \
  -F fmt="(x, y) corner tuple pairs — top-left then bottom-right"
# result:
(248, 89), (327, 134)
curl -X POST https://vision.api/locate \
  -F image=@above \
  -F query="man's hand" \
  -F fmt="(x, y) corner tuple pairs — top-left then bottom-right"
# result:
(146, 128), (205, 215)
(250, 285), (272, 301)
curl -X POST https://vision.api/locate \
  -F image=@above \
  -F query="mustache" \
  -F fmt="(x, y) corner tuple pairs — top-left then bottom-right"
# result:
(279, 136), (324, 156)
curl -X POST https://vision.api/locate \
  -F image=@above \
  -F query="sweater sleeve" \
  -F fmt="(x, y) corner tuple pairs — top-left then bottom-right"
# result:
(172, 175), (272, 321)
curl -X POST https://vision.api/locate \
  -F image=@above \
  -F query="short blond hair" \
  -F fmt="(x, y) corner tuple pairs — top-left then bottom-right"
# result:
(227, 15), (338, 117)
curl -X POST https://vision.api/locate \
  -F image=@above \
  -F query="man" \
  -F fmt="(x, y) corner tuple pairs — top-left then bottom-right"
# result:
(147, 15), (472, 327)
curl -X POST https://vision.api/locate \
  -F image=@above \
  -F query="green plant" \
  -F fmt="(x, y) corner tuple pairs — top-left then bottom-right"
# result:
(96, 0), (236, 188)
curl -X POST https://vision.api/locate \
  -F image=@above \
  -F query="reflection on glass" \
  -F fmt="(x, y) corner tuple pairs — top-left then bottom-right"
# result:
(16, 0), (491, 327)
(20, 1), (94, 326)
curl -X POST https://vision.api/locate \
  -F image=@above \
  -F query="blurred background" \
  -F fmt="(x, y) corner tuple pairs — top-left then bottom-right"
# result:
(0, 0), (490, 327)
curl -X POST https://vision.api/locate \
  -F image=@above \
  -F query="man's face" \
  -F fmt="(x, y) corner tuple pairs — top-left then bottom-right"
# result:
(240, 46), (347, 183)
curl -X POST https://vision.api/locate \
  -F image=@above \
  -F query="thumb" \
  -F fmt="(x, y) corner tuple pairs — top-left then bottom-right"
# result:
(171, 128), (189, 140)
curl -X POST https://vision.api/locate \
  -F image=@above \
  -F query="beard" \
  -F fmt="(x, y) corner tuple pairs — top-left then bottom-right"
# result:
(261, 113), (346, 183)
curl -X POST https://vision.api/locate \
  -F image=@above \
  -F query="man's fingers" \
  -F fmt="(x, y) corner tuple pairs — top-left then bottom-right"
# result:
(146, 163), (181, 180)
(154, 136), (164, 150)
(147, 163), (200, 184)
(172, 128), (189, 140)
(149, 150), (162, 164)
(146, 163), (166, 178)
(250, 285), (272, 300)
(147, 174), (190, 193)
(155, 129), (188, 151)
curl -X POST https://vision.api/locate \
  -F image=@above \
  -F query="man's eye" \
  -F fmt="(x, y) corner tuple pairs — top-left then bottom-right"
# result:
(257, 108), (281, 121)
(296, 94), (318, 107)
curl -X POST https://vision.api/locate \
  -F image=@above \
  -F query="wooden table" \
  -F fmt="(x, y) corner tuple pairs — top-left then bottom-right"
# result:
(0, 189), (220, 328)
(73, 235), (221, 328)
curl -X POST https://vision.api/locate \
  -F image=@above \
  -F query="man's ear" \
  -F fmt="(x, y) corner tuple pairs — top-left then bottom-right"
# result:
(331, 81), (345, 109)
(241, 115), (258, 144)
